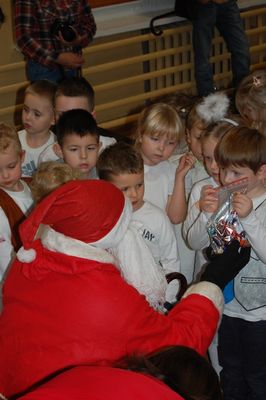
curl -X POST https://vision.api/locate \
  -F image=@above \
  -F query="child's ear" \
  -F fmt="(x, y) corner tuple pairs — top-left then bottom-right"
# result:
(53, 143), (63, 159)
(257, 164), (266, 179)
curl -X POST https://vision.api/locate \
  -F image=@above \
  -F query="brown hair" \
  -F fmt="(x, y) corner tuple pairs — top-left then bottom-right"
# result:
(55, 77), (95, 113)
(135, 103), (183, 147)
(0, 123), (22, 155)
(186, 99), (208, 131)
(31, 161), (80, 203)
(97, 142), (143, 181)
(25, 79), (57, 106)
(215, 125), (266, 173)
(201, 120), (237, 144)
(118, 346), (222, 400)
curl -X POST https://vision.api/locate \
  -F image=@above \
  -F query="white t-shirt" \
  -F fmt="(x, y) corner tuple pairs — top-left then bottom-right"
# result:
(133, 201), (180, 303)
(0, 180), (34, 281)
(143, 161), (177, 211)
(183, 176), (218, 280)
(19, 129), (57, 177)
(224, 192), (266, 322)
(38, 136), (117, 165)
(170, 155), (209, 284)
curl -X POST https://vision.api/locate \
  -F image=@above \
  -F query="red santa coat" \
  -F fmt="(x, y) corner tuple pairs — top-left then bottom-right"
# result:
(0, 238), (221, 398)
(18, 366), (183, 400)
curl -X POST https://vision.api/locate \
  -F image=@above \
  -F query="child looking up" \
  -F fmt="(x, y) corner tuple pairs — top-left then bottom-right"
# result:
(54, 109), (101, 180)
(19, 80), (57, 177)
(236, 68), (266, 134)
(214, 126), (266, 400)
(0, 123), (33, 282)
(135, 103), (195, 224)
(39, 77), (116, 164)
(97, 142), (181, 304)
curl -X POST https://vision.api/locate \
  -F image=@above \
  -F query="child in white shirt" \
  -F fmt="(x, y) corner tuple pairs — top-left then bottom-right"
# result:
(97, 142), (182, 305)
(0, 123), (34, 283)
(19, 80), (57, 176)
(135, 102), (195, 224)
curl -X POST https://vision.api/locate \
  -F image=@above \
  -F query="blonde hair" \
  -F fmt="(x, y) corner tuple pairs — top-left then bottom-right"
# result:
(135, 103), (183, 146)
(201, 120), (238, 144)
(0, 123), (22, 155)
(215, 126), (266, 173)
(25, 79), (57, 106)
(236, 69), (266, 131)
(186, 100), (209, 131)
(31, 161), (80, 203)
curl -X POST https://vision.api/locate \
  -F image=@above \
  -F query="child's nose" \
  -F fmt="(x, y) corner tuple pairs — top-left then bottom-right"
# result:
(80, 149), (87, 159)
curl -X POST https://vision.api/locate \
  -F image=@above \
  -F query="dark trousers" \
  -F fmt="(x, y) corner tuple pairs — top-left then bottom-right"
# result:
(218, 315), (266, 400)
(192, 0), (250, 96)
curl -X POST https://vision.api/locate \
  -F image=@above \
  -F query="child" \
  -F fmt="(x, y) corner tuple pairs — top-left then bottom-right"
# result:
(214, 126), (266, 400)
(19, 80), (57, 177)
(0, 123), (34, 282)
(182, 119), (240, 375)
(235, 68), (266, 134)
(54, 109), (101, 179)
(135, 102), (195, 224)
(31, 161), (80, 203)
(39, 77), (116, 164)
(97, 142), (181, 304)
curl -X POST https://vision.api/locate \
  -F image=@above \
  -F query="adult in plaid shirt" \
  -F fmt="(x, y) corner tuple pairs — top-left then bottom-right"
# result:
(15, 0), (96, 82)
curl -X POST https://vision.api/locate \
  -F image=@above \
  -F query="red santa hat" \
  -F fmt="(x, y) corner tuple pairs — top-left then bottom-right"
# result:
(17, 180), (130, 262)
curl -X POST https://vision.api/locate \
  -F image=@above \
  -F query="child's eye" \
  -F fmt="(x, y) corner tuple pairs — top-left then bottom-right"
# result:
(136, 183), (143, 189)
(8, 164), (16, 169)
(34, 112), (41, 117)
(150, 136), (159, 142)
(87, 145), (97, 151)
(23, 106), (29, 113)
(168, 141), (176, 146)
(69, 147), (78, 152)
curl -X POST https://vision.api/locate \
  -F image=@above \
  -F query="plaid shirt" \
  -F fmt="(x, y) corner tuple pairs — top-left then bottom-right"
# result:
(15, 0), (96, 68)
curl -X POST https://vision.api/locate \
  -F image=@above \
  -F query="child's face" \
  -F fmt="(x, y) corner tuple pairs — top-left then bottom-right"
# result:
(22, 93), (55, 136)
(0, 146), (24, 191)
(110, 172), (144, 211)
(186, 121), (205, 161)
(202, 137), (220, 184)
(55, 133), (101, 178)
(140, 133), (177, 166)
(55, 95), (91, 121)
(220, 164), (266, 198)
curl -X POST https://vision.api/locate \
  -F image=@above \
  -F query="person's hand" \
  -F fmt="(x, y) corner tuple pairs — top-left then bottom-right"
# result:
(201, 240), (251, 290)
(175, 153), (196, 180)
(199, 185), (218, 213)
(232, 192), (253, 218)
(57, 30), (88, 47)
(56, 52), (84, 69)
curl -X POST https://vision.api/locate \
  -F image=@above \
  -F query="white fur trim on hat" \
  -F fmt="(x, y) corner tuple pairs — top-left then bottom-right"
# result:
(183, 281), (224, 317)
(91, 198), (132, 249)
(41, 226), (116, 265)
(17, 247), (37, 263)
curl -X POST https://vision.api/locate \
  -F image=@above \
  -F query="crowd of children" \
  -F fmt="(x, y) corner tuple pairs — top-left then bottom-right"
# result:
(0, 69), (266, 399)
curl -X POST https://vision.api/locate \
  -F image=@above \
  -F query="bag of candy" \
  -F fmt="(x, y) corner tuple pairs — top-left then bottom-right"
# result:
(206, 178), (250, 255)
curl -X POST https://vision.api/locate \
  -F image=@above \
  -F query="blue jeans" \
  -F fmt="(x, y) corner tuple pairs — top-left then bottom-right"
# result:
(27, 59), (78, 83)
(218, 315), (266, 400)
(192, 0), (250, 96)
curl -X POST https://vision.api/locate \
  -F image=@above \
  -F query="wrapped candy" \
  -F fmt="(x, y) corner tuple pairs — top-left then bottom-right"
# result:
(206, 178), (250, 255)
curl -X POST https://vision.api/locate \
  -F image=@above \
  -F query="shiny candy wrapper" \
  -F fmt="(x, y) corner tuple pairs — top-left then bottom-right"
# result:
(206, 178), (250, 254)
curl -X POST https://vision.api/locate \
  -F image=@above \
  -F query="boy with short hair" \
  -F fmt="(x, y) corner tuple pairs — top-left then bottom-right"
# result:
(54, 109), (101, 179)
(0, 123), (34, 282)
(214, 126), (266, 399)
(97, 141), (181, 304)
(38, 77), (116, 164)
(19, 79), (57, 177)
